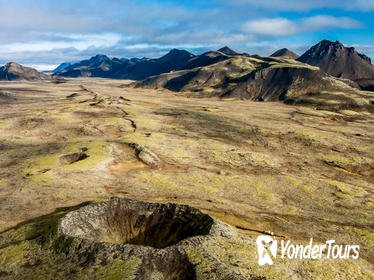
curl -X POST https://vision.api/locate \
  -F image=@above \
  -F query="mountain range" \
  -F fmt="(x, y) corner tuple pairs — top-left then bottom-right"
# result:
(131, 40), (374, 111)
(54, 47), (238, 80)
(1, 40), (374, 111)
(52, 40), (374, 92)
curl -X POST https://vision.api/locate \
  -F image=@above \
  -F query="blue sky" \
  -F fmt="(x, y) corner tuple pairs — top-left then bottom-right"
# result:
(0, 0), (373, 70)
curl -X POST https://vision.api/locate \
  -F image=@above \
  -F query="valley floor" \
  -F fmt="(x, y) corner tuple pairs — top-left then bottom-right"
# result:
(0, 78), (373, 279)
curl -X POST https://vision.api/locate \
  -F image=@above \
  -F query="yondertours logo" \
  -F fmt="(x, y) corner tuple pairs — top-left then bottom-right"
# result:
(256, 235), (360, 266)
(257, 235), (278, 265)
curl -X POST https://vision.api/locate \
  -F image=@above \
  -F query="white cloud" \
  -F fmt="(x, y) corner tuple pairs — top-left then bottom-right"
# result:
(353, 44), (374, 57)
(242, 15), (363, 36)
(154, 31), (255, 45)
(354, 0), (374, 11)
(25, 64), (60, 71)
(228, 0), (374, 11)
(242, 18), (297, 36)
(0, 33), (121, 53)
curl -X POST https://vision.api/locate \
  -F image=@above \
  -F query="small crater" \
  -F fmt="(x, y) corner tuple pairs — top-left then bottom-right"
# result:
(58, 198), (214, 249)
(59, 147), (89, 165)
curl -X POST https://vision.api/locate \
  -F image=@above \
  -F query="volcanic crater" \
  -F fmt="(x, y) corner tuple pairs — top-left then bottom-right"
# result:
(58, 197), (214, 249)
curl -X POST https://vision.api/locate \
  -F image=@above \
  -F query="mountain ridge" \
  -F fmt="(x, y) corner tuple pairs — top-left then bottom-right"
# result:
(133, 52), (374, 112)
(55, 48), (231, 80)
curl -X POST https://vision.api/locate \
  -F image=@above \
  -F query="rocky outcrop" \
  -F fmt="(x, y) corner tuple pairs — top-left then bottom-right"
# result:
(58, 147), (88, 165)
(130, 143), (161, 168)
(226, 65), (337, 101)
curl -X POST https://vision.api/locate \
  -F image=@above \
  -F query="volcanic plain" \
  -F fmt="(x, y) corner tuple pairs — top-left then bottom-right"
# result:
(0, 78), (373, 279)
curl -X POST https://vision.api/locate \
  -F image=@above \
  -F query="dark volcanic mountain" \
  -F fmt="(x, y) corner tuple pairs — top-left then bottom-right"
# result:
(297, 40), (374, 91)
(55, 50), (196, 79)
(271, 48), (299, 59)
(134, 56), (341, 100)
(158, 49), (195, 67)
(56, 55), (124, 78)
(110, 49), (196, 80)
(54, 48), (235, 80)
(218, 46), (239, 56)
(0, 62), (52, 81)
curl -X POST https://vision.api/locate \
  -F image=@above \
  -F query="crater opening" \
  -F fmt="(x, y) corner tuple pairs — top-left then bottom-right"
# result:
(59, 198), (214, 249)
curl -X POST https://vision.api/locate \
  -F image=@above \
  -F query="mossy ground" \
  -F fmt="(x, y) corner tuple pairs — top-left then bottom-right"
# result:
(0, 78), (373, 278)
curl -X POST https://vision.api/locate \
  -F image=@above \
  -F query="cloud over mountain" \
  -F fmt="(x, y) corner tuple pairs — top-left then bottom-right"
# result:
(242, 16), (363, 36)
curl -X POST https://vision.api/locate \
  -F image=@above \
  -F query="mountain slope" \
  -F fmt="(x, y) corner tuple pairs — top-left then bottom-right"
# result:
(297, 40), (374, 91)
(271, 48), (299, 59)
(52, 62), (72, 73)
(135, 56), (338, 100)
(0, 62), (52, 81)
